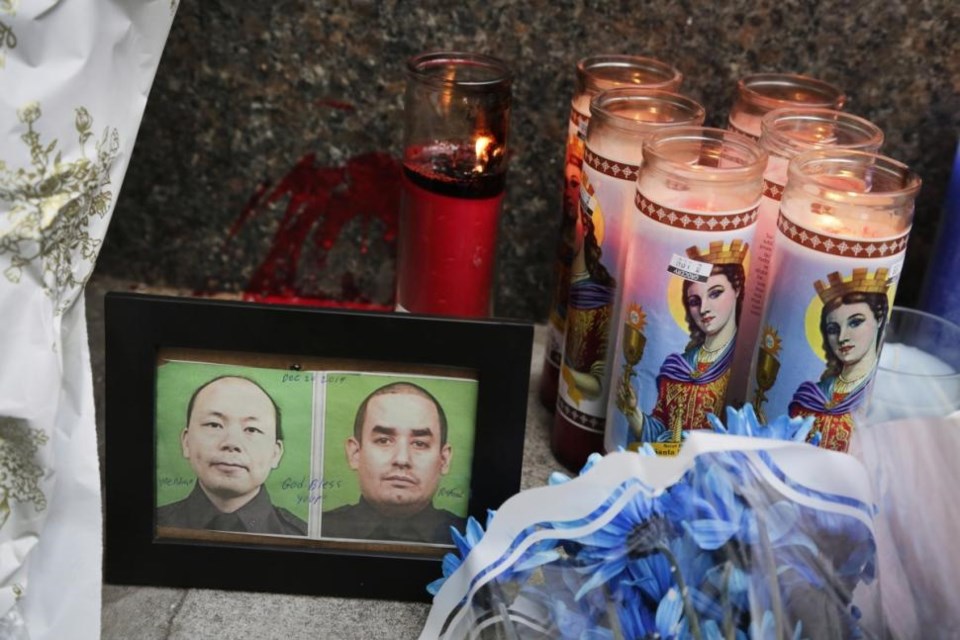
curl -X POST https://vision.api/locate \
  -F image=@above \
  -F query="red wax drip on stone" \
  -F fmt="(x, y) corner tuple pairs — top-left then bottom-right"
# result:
(231, 151), (401, 309)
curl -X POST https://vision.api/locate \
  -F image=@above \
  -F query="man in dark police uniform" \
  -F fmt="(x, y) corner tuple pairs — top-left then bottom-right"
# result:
(322, 382), (463, 544)
(157, 375), (306, 535)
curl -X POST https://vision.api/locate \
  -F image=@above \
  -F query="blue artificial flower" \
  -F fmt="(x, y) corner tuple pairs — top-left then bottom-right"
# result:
(745, 611), (804, 640)
(427, 509), (563, 597)
(706, 404), (816, 444)
(427, 511), (494, 596)
(518, 562), (616, 640)
(427, 409), (879, 639)
(701, 619), (748, 640)
(681, 461), (749, 551)
(616, 586), (685, 639)
(549, 452), (606, 487)
(571, 490), (663, 599)
(634, 442), (658, 457)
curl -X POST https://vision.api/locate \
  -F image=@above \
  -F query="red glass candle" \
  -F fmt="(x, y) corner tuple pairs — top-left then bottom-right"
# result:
(396, 52), (511, 317)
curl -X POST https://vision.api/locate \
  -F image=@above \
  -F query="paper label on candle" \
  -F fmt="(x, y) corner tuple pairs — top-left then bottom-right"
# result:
(556, 149), (640, 435)
(728, 162), (790, 406)
(745, 209), (909, 453)
(543, 108), (592, 375)
(572, 107), (589, 142)
(604, 190), (758, 455)
(668, 254), (713, 282)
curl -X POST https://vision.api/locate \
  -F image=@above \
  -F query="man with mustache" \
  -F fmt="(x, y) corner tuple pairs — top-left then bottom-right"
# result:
(322, 381), (462, 544)
(157, 375), (307, 535)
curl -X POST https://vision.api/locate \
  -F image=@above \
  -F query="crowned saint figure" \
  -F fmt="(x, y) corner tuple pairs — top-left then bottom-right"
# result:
(788, 268), (890, 452)
(619, 240), (748, 446)
(560, 184), (616, 403)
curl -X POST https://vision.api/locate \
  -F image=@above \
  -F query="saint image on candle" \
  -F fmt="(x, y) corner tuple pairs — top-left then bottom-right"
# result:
(560, 180), (616, 401)
(788, 268), (891, 452)
(618, 240), (747, 445)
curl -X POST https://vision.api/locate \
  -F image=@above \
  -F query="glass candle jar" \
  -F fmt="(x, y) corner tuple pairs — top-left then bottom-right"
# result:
(396, 51), (512, 318)
(747, 150), (920, 452)
(550, 91), (707, 472)
(727, 108), (885, 406)
(727, 73), (845, 140)
(604, 127), (767, 456)
(539, 55), (682, 412)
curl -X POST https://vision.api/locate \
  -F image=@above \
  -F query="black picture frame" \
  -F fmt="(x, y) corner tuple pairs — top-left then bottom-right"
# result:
(103, 292), (533, 602)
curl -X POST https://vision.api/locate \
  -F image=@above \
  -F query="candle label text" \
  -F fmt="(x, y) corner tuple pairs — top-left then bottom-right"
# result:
(667, 254), (713, 283)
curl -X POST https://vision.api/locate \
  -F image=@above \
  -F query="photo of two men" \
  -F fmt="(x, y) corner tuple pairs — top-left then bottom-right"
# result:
(154, 361), (477, 548)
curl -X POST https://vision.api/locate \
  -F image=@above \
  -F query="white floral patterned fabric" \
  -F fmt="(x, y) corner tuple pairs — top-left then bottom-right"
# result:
(0, 2), (175, 638)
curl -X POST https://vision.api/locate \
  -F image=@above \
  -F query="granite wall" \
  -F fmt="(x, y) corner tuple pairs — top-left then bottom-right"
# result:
(96, 0), (960, 320)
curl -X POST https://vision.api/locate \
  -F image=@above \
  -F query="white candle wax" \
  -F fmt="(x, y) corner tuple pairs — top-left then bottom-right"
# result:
(867, 343), (960, 423)
(781, 192), (905, 239)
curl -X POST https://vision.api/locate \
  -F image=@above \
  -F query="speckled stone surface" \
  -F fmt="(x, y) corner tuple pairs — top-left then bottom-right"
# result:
(95, 1), (960, 320)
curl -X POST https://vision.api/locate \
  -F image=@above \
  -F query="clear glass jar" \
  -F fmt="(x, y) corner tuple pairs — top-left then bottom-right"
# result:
(748, 149), (920, 451)
(551, 91), (705, 471)
(396, 51), (512, 317)
(540, 55), (682, 411)
(605, 127), (767, 455)
(727, 73), (845, 140)
(728, 108), (885, 405)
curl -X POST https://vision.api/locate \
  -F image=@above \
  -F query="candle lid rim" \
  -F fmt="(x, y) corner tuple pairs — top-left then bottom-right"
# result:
(788, 148), (922, 199)
(642, 126), (768, 181)
(589, 89), (706, 134)
(406, 51), (513, 89)
(576, 54), (683, 91)
(736, 73), (846, 111)
(760, 107), (885, 157)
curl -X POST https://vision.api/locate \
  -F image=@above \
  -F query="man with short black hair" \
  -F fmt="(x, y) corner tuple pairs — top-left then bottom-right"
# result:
(322, 381), (463, 543)
(157, 375), (306, 535)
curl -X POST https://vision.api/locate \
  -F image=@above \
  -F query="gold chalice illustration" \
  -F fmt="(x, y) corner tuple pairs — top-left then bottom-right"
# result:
(752, 326), (783, 423)
(618, 304), (647, 413)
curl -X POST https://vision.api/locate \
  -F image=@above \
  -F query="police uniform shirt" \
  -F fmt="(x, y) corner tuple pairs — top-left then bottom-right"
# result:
(321, 498), (463, 544)
(157, 483), (307, 536)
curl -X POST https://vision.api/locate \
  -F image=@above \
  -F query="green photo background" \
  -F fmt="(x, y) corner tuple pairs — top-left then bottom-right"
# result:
(155, 361), (314, 522)
(320, 372), (478, 517)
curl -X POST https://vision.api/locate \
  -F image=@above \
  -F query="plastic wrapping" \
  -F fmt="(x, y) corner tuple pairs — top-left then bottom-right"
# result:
(850, 414), (960, 639)
(421, 431), (882, 639)
(0, 3), (175, 638)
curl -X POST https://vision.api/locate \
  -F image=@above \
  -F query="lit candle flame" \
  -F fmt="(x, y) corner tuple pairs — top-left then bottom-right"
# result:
(474, 135), (495, 173)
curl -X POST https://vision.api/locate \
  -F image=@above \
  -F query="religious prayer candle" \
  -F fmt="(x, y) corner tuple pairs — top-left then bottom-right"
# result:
(727, 73), (845, 140)
(727, 109), (884, 406)
(539, 55), (683, 412)
(603, 127), (765, 456)
(552, 91), (705, 471)
(396, 52), (511, 318)
(747, 150), (920, 452)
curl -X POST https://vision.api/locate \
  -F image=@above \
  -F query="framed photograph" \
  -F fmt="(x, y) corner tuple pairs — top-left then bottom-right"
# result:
(104, 292), (533, 601)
